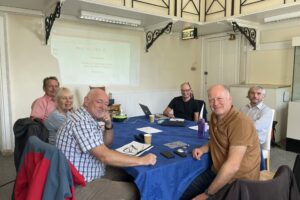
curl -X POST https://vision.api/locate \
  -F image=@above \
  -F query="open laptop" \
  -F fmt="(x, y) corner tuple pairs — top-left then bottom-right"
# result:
(139, 103), (167, 119)
(139, 103), (185, 126)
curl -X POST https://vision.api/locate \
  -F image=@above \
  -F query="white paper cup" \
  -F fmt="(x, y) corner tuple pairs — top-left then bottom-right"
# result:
(149, 115), (155, 123)
(144, 133), (152, 144)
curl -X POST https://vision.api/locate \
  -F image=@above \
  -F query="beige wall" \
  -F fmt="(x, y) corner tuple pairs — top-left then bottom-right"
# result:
(261, 26), (300, 44)
(6, 13), (300, 124)
(8, 14), (60, 123)
(6, 14), (202, 124)
(246, 22), (300, 85)
(247, 48), (293, 85)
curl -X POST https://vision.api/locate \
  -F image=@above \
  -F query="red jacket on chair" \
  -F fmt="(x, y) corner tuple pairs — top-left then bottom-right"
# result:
(14, 136), (85, 200)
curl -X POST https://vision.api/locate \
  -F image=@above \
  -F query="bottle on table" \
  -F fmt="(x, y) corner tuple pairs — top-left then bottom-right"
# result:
(197, 118), (205, 138)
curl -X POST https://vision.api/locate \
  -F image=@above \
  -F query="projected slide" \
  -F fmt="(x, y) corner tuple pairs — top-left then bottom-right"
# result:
(50, 35), (139, 85)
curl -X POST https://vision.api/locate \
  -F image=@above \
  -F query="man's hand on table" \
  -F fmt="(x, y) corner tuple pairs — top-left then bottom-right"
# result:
(140, 153), (157, 165)
(192, 147), (205, 160)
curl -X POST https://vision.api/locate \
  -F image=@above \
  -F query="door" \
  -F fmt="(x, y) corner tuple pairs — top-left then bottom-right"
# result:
(202, 34), (241, 118)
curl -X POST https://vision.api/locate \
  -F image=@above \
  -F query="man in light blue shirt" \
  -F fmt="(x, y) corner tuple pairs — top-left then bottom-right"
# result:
(240, 86), (273, 144)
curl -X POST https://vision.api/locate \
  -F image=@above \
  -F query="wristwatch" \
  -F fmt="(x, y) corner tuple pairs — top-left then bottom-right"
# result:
(105, 124), (113, 130)
(204, 189), (214, 198)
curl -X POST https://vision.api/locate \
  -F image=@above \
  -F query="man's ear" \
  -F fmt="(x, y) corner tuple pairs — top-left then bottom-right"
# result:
(228, 96), (233, 103)
(246, 90), (251, 99)
(83, 96), (89, 107)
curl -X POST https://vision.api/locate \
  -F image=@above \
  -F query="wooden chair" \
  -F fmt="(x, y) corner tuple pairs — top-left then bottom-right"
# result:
(262, 109), (275, 171)
(259, 170), (275, 181)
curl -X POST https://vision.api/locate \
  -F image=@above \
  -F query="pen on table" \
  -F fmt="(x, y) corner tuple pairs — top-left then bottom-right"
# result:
(134, 145), (153, 156)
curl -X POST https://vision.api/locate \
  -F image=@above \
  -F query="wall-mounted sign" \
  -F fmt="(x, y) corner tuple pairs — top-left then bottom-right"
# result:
(182, 27), (197, 40)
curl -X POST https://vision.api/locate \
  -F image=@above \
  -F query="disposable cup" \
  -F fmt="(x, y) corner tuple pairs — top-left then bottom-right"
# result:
(144, 133), (152, 144)
(149, 115), (155, 123)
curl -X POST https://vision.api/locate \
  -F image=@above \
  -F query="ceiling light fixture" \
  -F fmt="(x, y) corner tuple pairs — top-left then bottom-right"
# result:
(264, 11), (300, 23)
(80, 11), (141, 27)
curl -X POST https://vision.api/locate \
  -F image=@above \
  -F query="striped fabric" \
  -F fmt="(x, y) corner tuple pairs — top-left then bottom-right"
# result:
(56, 107), (105, 182)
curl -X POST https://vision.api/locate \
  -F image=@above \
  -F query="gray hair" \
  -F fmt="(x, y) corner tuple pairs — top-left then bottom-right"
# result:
(247, 85), (266, 98)
(207, 84), (231, 97)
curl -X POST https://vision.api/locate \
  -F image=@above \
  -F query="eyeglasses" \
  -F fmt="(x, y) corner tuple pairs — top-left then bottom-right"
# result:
(181, 89), (191, 92)
(123, 144), (138, 154)
(181, 81), (191, 91)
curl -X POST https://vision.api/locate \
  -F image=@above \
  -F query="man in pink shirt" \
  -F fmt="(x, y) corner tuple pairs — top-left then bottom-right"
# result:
(30, 76), (59, 121)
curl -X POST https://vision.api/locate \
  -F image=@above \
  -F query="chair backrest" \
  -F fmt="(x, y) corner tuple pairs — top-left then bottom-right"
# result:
(212, 165), (300, 200)
(89, 85), (105, 91)
(262, 109), (275, 151)
(13, 117), (49, 171)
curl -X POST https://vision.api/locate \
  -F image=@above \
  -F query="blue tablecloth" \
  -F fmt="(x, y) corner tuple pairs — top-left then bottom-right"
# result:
(112, 116), (211, 200)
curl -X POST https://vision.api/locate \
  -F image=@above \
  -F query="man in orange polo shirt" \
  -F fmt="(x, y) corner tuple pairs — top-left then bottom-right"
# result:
(181, 84), (260, 200)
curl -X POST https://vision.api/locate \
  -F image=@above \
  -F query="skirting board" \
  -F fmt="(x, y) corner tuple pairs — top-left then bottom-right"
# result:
(1, 150), (13, 156)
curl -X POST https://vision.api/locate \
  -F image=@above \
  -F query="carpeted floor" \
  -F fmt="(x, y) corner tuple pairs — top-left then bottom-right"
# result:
(270, 146), (297, 172)
(0, 146), (298, 200)
(0, 154), (16, 200)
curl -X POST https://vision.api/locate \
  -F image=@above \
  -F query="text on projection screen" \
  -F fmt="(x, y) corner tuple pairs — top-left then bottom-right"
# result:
(50, 35), (139, 85)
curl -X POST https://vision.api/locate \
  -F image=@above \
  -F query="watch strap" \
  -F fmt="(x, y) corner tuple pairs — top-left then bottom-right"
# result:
(105, 124), (113, 130)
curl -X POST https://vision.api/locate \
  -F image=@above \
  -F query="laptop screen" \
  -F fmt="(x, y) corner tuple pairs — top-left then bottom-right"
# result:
(139, 103), (152, 117)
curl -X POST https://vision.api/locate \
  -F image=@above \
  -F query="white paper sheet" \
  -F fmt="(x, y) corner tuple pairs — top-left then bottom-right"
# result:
(189, 124), (209, 132)
(137, 126), (162, 134)
(164, 141), (189, 149)
(116, 141), (153, 156)
(189, 125), (198, 131)
(170, 118), (185, 122)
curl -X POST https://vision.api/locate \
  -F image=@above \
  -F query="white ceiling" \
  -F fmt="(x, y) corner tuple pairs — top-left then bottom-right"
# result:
(1, 0), (300, 35)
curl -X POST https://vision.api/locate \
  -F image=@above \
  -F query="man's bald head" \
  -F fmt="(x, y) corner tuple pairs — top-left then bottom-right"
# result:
(84, 89), (109, 120)
(207, 84), (232, 120)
